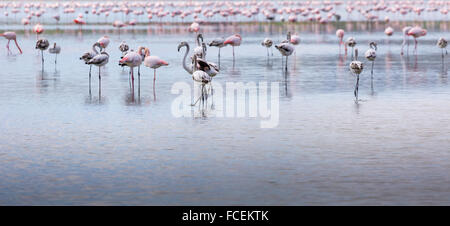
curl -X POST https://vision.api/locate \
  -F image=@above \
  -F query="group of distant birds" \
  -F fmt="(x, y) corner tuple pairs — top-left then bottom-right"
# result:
(1, 22), (449, 104)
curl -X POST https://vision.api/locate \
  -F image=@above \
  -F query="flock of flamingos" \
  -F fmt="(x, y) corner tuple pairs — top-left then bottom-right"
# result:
(0, 0), (449, 103)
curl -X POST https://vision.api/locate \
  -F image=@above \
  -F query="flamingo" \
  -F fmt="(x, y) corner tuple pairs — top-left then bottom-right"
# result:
(349, 48), (363, 102)
(223, 34), (242, 62)
(74, 15), (86, 30)
(346, 37), (356, 59)
(80, 42), (102, 89)
(437, 37), (448, 59)
(364, 42), (377, 81)
(188, 22), (200, 33)
(119, 48), (143, 83)
(97, 36), (110, 49)
(48, 42), (61, 65)
(118, 41), (129, 57)
(407, 26), (427, 54)
(191, 55), (212, 107)
(261, 38), (273, 57)
(194, 33), (206, 59)
(336, 29), (345, 53)
(177, 41), (219, 77)
(36, 38), (49, 71)
(113, 20), (126, 37)
(275, 33), (294, 71)
(33, 23), (44, 39)
(385, 27), (394, 37)
(1, 31), (22, 54)
(143, 48), (169, 100)
(401, 26), (412, 55)
(86, 50), (109, 84)
(208, 37), (225, 67)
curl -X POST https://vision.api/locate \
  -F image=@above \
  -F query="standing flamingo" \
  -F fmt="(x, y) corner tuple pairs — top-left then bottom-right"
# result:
(118, 41), (129, 57)
(336, 29), (345, 53)
(346, 37), (356, 59)
(191, 55), (212, 107)
(401, 26), (412, 55)
(437, 37), (448, 59)
(407, 26), (427, 54)
(349, 48), (364, 102)
(97, 36), (110, 49)
(208, 37), (225, 67)
(365, 42), (377, 90)
(119, 49), (143, 83)
(36, 38), (49, 71)
(1, 31), (23, 54)
(275, 34), (294, 71)
(80, 42), (102, 80)
(143, 48), (169, 100)
(223, 34), (242, 62)
(87, 50), (109, 84)
(261, 38), (273, 57)
(48, 42), (61, 65)
(33, 23), (44, 39)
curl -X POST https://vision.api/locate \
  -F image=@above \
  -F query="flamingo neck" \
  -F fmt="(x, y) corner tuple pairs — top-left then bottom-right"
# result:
(181, 44), (193, 74)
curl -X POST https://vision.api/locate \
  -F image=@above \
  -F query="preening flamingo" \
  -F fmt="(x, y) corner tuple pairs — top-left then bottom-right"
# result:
(33, 23), (44, 38)
(1, 31), (22, 54)
(119, 41), (129, 57)
(191, 55), (212, 107)
(349, 48), (363, 103)
(87, 50), (109, 83)
(346, 37), (356, 59)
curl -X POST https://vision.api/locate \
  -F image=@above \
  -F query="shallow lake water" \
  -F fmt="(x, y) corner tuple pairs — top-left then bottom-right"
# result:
(1, 23), (450, 205)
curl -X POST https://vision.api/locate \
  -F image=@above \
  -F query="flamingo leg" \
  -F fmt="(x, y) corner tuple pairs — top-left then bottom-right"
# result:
(153, 69), (156, 101)
(371, 61), (374, 79)
(6, 40), (11, 54)
(41, 50), (44, 71)
(414, 38), (417, 54)
(354, 74), (359, 103)
(99, 67), (102, 102)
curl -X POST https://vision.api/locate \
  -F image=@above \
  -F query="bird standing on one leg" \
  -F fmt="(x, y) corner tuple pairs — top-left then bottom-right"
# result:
(349, 48), (364, 103)
(36, 38), (49, 71)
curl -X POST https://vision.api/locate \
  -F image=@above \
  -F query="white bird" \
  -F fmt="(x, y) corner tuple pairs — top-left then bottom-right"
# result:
(364, 42), (377, 79)
(48, 42), (61, 65)
(194, 33), (206, 59)
(261, 38), (273, 57)
(349, 48), (364, 102)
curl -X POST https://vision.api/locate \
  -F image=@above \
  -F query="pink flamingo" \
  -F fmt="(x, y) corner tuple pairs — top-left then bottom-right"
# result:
(407, 26), (427, 54)
(74, 16), (86, 31)
(97, 36), (110, 49)
(1, 31), (23, 54)
(401, 26), (412, 55)
(113, 20), (126, 38)
(119, 47), (144, 83)
(33, 23), (44, 39)
(143, 48), (169, 100)
(224, 34), (242, 62)
(336, 29), (345, 53)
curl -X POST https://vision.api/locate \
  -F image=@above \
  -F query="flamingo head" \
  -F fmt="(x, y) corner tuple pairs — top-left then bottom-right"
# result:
(177, 41), (188, 52)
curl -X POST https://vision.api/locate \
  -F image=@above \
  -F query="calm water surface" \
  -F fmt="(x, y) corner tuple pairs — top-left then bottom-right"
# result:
(0, 25), (450, 205)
